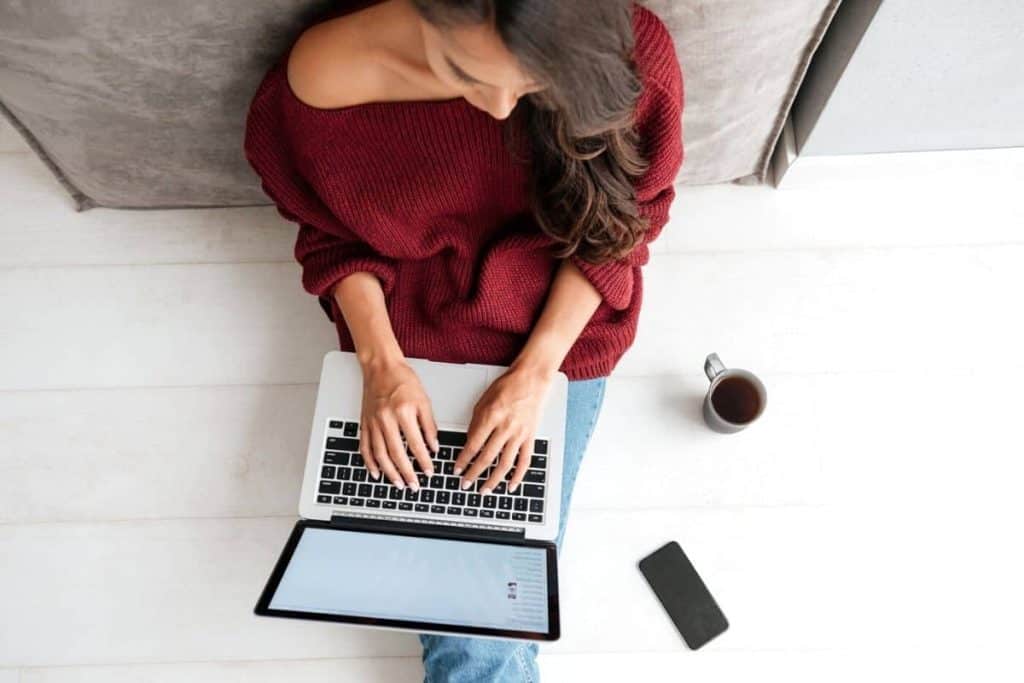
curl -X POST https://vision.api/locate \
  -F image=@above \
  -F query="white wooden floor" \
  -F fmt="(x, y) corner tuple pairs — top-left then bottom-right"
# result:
(2, 115), (1024, 682)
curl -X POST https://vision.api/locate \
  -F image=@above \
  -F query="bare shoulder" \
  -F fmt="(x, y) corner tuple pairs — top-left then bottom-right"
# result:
(286, 16), (382, 109)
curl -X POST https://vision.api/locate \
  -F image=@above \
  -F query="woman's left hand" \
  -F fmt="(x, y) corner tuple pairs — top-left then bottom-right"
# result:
(455, 363), (554, 495)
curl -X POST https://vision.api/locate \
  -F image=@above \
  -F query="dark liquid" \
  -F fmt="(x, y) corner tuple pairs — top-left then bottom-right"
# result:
(711, 376), (762, 424)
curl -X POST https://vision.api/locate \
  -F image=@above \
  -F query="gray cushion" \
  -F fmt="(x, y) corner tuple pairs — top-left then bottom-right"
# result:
(0, 0), (837, 210)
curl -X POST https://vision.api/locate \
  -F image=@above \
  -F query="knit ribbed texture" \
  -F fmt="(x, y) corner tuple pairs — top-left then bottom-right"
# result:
(243, 4), (683, 381)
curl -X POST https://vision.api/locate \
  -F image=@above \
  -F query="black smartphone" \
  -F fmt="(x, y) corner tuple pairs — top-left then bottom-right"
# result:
(638, 541), (729, 650)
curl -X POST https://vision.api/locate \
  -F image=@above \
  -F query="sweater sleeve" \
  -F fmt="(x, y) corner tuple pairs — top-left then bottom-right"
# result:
(243, 64), (397, 310)
(570, 17), (684, 312)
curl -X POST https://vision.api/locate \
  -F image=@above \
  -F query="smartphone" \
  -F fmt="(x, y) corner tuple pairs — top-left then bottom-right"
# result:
(638, 541), (729, 650)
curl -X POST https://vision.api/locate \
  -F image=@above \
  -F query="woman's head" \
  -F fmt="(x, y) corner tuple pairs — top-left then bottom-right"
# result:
(412, 0), (650, 263)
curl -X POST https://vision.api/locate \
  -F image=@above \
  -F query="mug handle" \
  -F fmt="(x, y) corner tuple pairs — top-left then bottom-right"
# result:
(704, 353), (726, 382)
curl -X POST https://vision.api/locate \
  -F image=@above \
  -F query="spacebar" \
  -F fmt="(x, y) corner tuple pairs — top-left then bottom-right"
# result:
(436, 430), (467, 447)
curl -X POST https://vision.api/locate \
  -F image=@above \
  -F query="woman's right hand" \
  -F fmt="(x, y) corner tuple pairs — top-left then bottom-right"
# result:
(359, 357), (439, 490)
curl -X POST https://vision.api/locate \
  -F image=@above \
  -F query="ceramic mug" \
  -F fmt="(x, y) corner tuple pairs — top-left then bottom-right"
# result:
(703, 353), (767, 433)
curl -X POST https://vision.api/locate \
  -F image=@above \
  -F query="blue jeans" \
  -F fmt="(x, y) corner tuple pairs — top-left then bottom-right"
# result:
(419, 377), (607, 682)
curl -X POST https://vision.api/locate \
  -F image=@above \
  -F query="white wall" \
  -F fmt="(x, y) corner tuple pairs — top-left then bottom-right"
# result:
(800, 0), (1024, 155)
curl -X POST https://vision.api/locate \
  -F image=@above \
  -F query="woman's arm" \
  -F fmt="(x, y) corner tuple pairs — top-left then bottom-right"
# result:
(333, 273), (439, 489)
(455, 260), (601, 493)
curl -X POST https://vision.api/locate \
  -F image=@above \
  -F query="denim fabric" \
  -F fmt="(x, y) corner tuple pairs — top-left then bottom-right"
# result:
(419, 377), (608, 682)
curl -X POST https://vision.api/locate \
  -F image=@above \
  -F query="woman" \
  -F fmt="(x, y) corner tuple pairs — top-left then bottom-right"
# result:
(245, 0), (682, 679)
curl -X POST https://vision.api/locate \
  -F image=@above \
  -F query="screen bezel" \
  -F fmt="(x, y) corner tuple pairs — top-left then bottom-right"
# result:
(254, 519), (560, 641)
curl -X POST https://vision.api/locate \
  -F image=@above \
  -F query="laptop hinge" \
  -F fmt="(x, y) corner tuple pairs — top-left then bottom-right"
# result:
(329, 513), (527, 543)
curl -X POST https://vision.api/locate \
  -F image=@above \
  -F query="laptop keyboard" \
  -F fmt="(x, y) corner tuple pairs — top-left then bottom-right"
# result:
(315, 420), (549, 525)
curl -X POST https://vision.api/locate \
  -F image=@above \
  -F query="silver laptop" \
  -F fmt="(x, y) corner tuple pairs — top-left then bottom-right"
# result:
(255, 350), (568, 641)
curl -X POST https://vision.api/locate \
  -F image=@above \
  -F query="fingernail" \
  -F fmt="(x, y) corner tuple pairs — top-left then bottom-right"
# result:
(461, 479), (472, 490)
(395, 480), (405, 490)
(411, 482), (420, 492)
(481, 487), (492, 496)
(426, 468), (435, 476)
(453, 467), (463, 476)
(509, 482), (518, 492)
(371, 471), (380, 480)
(433, 440), (440, 452)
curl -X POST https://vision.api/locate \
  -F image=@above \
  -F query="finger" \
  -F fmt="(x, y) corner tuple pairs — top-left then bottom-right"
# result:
(369, 423), (395, 483)
(397, 411), (430, 485)
(455, 413), (493, 475)
(482, 436), (520, 494)
(508, 437), (533, 493)
(462, 427), (508, 490)
(358, 417), (381, 480)
(418, 401), (440, 454)
(380, 414), (411, 489)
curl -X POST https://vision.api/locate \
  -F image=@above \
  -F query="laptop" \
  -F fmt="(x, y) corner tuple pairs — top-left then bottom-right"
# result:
(255, 350), (568, 641)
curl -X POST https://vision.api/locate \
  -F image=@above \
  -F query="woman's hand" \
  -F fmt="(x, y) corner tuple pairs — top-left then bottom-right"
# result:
(359, 357), (439, 490)
(455, 363), (555, 494)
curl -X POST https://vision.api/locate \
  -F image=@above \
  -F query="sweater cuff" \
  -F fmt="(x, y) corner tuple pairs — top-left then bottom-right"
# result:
(301, 248), (398, 300)
(571, 256), (635, 311)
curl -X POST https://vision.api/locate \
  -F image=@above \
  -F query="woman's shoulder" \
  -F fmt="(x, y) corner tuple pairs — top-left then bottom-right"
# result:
(632, 4), (683, 96)
(286, 17), (384, 110)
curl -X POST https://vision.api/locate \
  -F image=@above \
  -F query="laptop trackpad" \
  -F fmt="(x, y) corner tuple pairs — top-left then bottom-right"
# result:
(407, 359), (489, 426)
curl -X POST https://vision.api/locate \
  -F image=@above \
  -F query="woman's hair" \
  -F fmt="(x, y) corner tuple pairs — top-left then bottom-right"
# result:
(411, 0), (649, 264)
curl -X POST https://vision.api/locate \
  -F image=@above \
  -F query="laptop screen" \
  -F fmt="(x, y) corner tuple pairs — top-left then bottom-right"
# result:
(259, 523), (557, 639)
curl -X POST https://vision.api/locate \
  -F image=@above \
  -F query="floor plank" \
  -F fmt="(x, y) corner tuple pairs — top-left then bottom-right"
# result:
(0, 508), (836, 668)
(0, 154), (293, 268)
(3, 245), (1021, 391)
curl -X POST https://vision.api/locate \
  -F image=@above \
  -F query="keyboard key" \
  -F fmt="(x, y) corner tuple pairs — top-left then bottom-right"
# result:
(494, 482), (507, 495)
(404, 488), (419, 501)
(430, 475), (444, 489)
(337, 467), (352, 480)
(333, 496), (348, 505)
(445, 477), (460, 490)
(353, 469), (368, 482)
(524, 469), (545, 483)
(421, 490), (435, 503)
(366, 500), (381, 508)
(329, 420), (344, 429)
(343, 422), (358, 437)
(528, 514), (543, 523)
(351, 453), (364, 467)
(480, 509), (494, 518)
(415, 504), (429, 513)
(522, 484), (545, 498)
(373, 485), (388, 498)
(417, 473), (429, 488)
(437, 491), (451, 504)
(389, 487), (403, 500)
(468, 494), (482, 507)
(438, 447), (452, 460)
(496, 511), (510, 520)
(399, 502), (413, 511)
(319, 480), (340, 494)
(447, 506), (462, 516)
(431, 505), (445, 514)
(463, 508), (478, 517)
(452, 492), (466, 505)
(534, 439), (548, 454)
(512, 512), (526, 521)
(442, 461), (455, 475)
(324, 451), (346, 465)
(498, 497), (513, 510)
(358, 484), (372, 497)
(437, 430), (467, 447)
(321, 465), (336, 479)
(514, 498), (528, 511)
(342, 483), (357, 496)
(530, 455), (546, 469)
(383, 501), (397, 509)
(316, 494), (331, 504)
(508, 484), (521, 496)
(483, 495), (496, 508)
(349, 498), (364, 507)
(326, 437), (360, 451)
(530, 499), (544, 513)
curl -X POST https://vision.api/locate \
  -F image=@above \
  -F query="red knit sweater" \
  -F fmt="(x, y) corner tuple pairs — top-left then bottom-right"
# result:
(244, 5), (683, 380)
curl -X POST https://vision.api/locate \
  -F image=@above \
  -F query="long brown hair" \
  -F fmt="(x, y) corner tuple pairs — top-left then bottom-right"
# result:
(411, 0), (649, 264)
